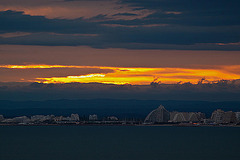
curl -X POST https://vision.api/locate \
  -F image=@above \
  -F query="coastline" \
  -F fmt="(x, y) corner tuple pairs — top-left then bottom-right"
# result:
(1, 123), (239, 127)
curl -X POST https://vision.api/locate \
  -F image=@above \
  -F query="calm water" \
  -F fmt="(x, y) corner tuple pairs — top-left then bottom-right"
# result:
(0, 126), (240, 160)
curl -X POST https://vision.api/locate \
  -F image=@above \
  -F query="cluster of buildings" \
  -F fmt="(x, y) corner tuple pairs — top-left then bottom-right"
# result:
(211, 109), (240, 124)
(0, 114), (80, 124)
(144, 105), (240, 125)
(0, 113), (120, 125)
(89, 114), (98, 121)
(1, 105), (240, 126)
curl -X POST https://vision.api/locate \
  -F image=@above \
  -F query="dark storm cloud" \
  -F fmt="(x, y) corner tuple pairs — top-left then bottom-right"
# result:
(106, 0), (240, 28)
(0, 10), (102, 34)
(0, 25), (239, 50)
(0, 0), (240, 50)
(97, 0), (238, 29)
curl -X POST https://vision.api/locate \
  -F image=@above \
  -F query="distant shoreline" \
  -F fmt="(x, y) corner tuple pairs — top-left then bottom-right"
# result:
(1, 123), (239, 127)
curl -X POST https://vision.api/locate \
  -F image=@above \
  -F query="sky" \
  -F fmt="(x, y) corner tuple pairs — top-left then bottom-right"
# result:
(0, 0), (240, 101)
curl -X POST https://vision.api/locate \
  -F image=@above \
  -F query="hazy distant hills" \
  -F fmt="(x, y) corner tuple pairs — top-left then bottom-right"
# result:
(0, 99), (240, 118)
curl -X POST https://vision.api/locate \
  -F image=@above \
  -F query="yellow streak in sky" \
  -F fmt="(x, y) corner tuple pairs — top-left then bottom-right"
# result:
(1, 65), (240, 85)
(67, 74), (105, 79)
(0, 65), (92, 69)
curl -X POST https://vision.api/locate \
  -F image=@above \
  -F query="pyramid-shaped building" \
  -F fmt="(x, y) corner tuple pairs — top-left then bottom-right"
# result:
(144, 105), (170, 123)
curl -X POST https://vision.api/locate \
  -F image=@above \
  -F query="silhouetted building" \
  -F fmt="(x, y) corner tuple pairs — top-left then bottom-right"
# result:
(71, 114), (80, 121)
(54, 116), (72, 122)
(106, 116), (118, 121)
(211, 109), (237, 124)
(89, 114), (98, 121)
(211, 109), (225, 124)
(0, 115), (4, 122)
(236, 112), (240, 122)
(170, 112), (205, 122)
(223, 111), (237, 123)
(203, 118), (214, 124)
(31, 115), (55, 122)
(3, 116), (30, 124)
(144, 105), (170, 123)
(170, 112), (186, 122)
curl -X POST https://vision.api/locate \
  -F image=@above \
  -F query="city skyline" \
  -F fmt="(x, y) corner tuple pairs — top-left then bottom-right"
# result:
(1, 105), (240, 126)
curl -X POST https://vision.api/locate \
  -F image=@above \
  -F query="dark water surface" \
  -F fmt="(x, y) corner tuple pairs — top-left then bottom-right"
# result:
(0, 126), (240, 160)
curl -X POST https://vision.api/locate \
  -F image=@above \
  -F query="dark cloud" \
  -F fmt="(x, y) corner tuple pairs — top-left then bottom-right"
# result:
(0, 0), (240, 51)
(112, 13), (138, 16)
(0, 80), (240, 101)
(0, 10), (102, 34)
(0, 26), (239, 50)
(120, 0), (240, 20)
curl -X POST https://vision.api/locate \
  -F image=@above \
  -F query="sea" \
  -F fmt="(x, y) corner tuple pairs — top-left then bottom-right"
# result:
(0, 126), (240, 160)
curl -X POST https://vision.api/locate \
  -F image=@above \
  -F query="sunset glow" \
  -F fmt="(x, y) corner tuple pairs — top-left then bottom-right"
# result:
(1, 65), (240, 85)
(0, 0), (240, 104)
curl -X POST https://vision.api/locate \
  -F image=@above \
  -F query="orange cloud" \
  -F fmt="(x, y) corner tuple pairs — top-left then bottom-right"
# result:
(1, 65), (240, 85)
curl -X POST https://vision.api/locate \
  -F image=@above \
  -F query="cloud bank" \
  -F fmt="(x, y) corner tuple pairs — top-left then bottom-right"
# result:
(0, 79), (240, 101)
(0, 0), (239, 50)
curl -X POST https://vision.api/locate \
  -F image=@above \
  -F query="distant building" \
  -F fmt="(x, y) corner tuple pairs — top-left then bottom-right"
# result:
(31, 115), (45, 122)
(211, 109), (225, 124)
(144, 105), (170, 123)
(170, 112), (205, 123)
(106, 116), (118, 121)
(0, 115), (4, 122)
(31, 115), (55, 122)
(89, 114), (98, 121)
(236, 112), (240, 122)
(3, 116), (30, 124)
(170, 112), (186, 122)
(223, 111), (237, 123)
(71, 114), (80, 121)
(203, 119), (214, 124)
(54, 116), (63, 122)
(211, 109), (237, 124)
(54, 116), (72, 122)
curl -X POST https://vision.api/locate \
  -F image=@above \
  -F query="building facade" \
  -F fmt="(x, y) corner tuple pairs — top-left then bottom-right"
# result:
(170, 112), (205, 123)
(144, 105), (170, 123)
(211, 109), (237, 124)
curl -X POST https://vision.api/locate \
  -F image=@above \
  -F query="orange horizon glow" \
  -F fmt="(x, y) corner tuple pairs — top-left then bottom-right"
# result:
(1, 64), (240, 85)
